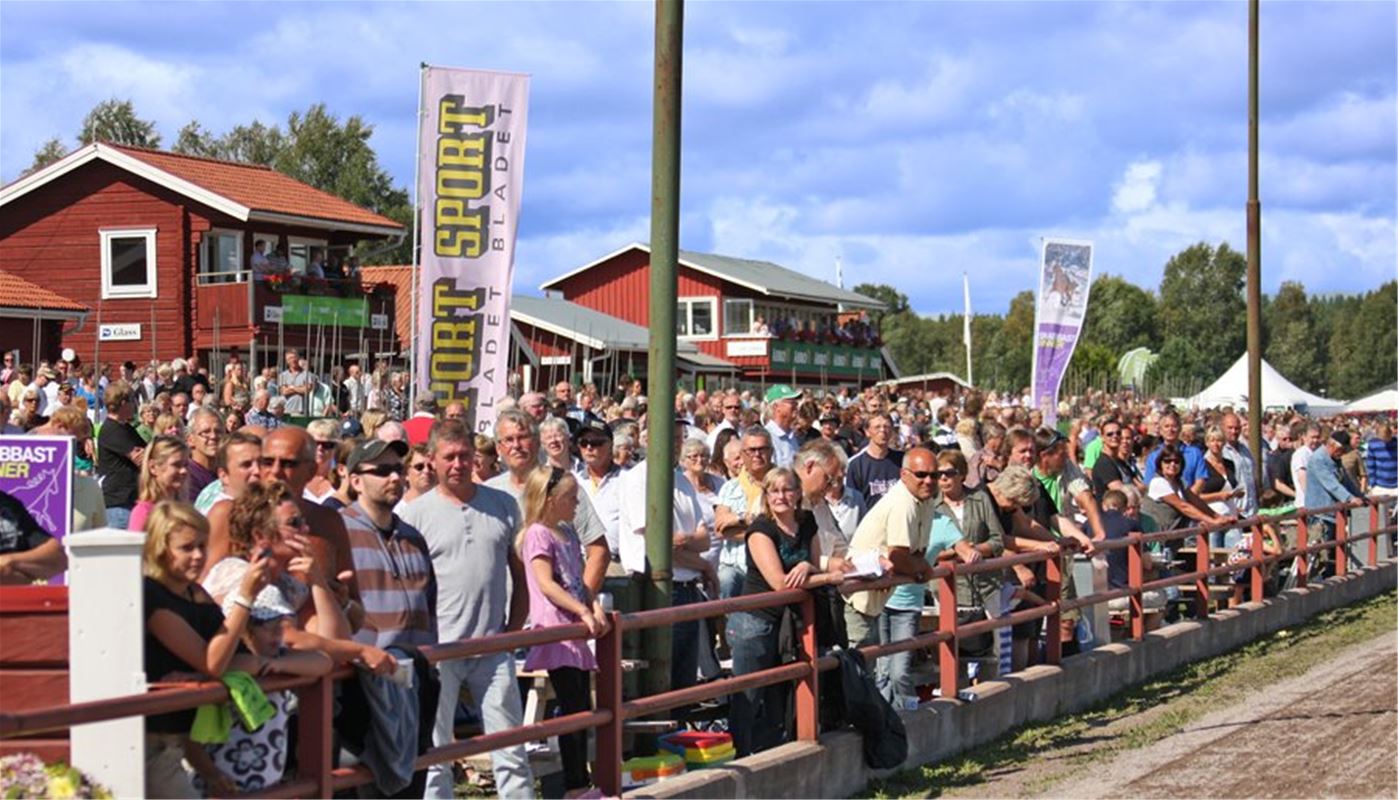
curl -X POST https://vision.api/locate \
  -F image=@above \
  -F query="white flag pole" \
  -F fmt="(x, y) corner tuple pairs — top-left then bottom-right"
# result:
(963, 271), (974, 386)
(408, 62), (427, 408)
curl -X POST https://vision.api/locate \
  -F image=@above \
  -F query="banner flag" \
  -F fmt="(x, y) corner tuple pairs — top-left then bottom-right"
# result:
(963, 272), (974, 386)
(1030, 238), (1093, 427)
(415, 66), (529, 434)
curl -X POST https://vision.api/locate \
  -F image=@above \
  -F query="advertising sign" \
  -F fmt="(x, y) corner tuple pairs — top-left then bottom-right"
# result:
(0, 435), (73, 542)
(1030, 239), (1094, 427)
(415, 65), (530, 434)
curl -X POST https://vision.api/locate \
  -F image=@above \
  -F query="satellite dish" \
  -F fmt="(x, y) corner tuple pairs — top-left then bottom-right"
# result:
(61, 347), (76, 362)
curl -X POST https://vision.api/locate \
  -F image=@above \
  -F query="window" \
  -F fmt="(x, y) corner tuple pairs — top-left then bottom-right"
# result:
(724, 298), (753, 336)
(288, 237), (327, 274)
(100, 228), (157, 299)
(199, 229), (244, 284)
(676, 297), (717, 339)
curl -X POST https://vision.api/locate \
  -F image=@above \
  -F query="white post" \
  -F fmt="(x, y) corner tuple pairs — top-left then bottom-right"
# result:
(66, 529), (147, 798)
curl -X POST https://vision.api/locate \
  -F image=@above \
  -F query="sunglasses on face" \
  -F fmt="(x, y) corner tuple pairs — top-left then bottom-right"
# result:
(314, 440), (336, 450)
(355, 462), (404, 478)
(905, 469), (939, 481)
(281, 515), (307, 529)
(744, 446), (772, 455)
(410, 462), (430, 472)
(1102, 430), (1121, 437)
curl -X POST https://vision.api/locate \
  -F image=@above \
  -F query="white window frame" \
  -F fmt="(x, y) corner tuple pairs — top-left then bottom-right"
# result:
(723, 298), (756, 337)
(199, 228), (246, 284)
(99, 227), (158, 299)
(288, 235), (328, 274)
(677, 296), (718, 341)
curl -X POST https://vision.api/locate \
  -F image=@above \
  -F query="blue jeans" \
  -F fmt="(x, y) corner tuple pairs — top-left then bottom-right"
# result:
(671, 581), (702, 691)
(726, 610), (784, 756)
(426, 652), (534, 798)
(105, 506), (132, 530)
(879, 608), (921, 710)
(718, 564), (746, 600)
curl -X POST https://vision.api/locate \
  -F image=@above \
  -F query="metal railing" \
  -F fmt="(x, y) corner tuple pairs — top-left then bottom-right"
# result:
(0, 498), (1391, 798)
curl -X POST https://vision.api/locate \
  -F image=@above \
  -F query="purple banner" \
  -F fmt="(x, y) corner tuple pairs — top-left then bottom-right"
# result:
(1031, 240), (1093, 427)
(0, 435), (73, 541)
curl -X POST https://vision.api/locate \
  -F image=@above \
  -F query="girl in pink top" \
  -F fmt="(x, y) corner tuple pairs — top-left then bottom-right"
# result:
(518, 466), (609, 795)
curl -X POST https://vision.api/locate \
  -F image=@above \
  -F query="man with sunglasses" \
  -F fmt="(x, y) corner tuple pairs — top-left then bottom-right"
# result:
(706, 390), (744, 452)
(714, 427), (777, 599)
(338, 438), (440, 797)
(574, 419), (623, 556)
(844, 446), (939, 699)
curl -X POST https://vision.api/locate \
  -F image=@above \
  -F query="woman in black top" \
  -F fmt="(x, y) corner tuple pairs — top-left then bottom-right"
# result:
(141, 500), (283, 797)
(1091, 421), (1146, 498)
(727, 467), (825, 757)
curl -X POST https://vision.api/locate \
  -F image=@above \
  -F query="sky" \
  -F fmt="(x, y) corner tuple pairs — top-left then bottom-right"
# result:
(2, 0), (1394, 316)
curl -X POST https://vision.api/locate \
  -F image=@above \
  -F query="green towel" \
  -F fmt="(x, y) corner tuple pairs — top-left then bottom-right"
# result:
(190, 702), (230, 744)
(188, 671), (276, 743)
(224, 671), (276, 733)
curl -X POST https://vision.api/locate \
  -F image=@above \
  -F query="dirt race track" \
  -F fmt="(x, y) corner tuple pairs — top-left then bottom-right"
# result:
(1045, 628), (1398, 799)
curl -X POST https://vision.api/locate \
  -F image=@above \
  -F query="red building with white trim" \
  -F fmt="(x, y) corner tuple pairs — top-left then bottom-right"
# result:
(0, 143), (404, 374)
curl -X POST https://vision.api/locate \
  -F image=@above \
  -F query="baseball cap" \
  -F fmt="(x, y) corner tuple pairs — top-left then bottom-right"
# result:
(578, 418), (612, 443)
(248, 586), (296, 622)
(1330, 430), (1352, 449)
(764, 384), (801, 404)
(819, 413), (840, 425)
(340, 416), (364, 437)
(346, 438), (408, 472)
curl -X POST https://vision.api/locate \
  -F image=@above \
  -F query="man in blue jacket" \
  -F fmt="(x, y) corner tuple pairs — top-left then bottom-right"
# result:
(1304, 431), (1363, 578)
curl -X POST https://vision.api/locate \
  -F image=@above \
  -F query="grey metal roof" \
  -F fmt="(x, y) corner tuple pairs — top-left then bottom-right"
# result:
(511, 294), (698, 353)
(540, 243), (885, 310)
(676, 248), (884, 309)
(677, 350), (738, 370)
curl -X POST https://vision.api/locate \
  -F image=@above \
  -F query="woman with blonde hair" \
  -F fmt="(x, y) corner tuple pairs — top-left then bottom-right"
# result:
(516, 465), (608, 795)
(129, 436), (191, 531)
(140, 500), (269, 797)
(303, 418), (340, 503)
(728, 467), (826, 756)
(221, 361), (250, 409)
(152, 411), (184, 439)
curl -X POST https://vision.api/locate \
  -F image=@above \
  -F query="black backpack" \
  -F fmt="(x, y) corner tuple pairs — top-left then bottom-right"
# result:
(831, 648), (908, 769)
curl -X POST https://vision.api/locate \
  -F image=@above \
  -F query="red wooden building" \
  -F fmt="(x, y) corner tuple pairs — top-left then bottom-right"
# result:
(0, 270), (90, 366)
(540, 243), (896, 387)
(0, 143), (404, 375)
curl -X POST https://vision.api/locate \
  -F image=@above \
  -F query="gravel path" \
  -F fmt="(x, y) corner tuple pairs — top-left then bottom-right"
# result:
(1042, 628), (1397, 799)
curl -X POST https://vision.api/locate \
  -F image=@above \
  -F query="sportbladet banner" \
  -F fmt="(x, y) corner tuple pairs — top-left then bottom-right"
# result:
(415, 66), (529, 434)
(1030, 238), (1093, 427)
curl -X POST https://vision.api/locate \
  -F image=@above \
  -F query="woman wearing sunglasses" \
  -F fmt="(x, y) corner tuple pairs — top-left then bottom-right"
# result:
(203, 481), (358, 649)
(1146, 443), (1225, 529)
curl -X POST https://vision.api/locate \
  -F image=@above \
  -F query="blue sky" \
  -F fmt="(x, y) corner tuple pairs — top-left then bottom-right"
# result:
(2, 1), (1394, 316)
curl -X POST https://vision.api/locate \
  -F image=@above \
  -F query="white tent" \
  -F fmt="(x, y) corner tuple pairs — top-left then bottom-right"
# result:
(1188, 355), (1346, 414)
(1345, 385), (1398, 414)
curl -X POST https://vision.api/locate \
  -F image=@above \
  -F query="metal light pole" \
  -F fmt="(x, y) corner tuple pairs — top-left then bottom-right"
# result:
(642, 0), (683, 699)
(1246, 0), (1264, 494)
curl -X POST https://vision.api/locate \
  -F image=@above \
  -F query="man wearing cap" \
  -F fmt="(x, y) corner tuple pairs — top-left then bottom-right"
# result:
(763, 384), (802, 468)
(1305, 431), (1364, 577)
(398, 420), (535, 799)
(402, 395), (439, 446)
(819, 411), (855, 457)
(574, 419), (623, 555)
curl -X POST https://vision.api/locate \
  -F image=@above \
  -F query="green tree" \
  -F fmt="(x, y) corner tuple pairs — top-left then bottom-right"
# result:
(983, 290), (1035, 391)
(1080, 274), (1159, 355)
(172, 120), (221, 158)
(1326, 281), (1397, 399)
(218, 120), (286, 165)
(852, 282), (910, 334)
(26, 137), (69, 175)
(1151, 242), (1246, 383)
(1263, 281), (1323, 391)
(79, 98), (161, 148)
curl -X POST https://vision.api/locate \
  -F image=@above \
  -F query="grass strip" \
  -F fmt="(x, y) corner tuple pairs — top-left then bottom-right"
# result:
(867, 589), (1398, 799)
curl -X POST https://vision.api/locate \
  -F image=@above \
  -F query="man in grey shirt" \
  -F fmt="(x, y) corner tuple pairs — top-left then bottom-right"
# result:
(278, 348), (312, 416)
(398, 419), (535, 799)
(485, 408), (611, 597)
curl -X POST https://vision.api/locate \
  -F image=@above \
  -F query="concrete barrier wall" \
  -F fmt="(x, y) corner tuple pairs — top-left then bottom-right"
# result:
(628, 559), (1398, 799)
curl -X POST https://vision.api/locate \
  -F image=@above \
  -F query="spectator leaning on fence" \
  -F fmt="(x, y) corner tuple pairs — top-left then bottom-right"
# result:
(727, 467), (826, 757)
(517, 465), (610, 794)
(1304, 431), (1363, 577)
(398, 419), (536, 800)
(713, 426), (776, 599)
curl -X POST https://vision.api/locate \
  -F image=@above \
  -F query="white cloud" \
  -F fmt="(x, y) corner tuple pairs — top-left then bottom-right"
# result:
(1111, 160), (1162, 215)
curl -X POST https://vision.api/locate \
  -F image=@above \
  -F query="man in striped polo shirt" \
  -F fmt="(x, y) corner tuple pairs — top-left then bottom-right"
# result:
(341, 438), (437, 648)
(339, 438), (438, 797)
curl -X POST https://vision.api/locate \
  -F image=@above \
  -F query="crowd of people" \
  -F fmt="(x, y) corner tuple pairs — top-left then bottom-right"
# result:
(1, 346), (1394, 797)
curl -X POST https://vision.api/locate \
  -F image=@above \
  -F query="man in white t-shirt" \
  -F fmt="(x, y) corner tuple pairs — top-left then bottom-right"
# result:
(616, 417), (710, 689)
(1291, 423), (1322, 499)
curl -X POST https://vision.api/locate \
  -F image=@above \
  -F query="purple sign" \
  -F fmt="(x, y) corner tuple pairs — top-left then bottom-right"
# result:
(0, 435), (73, 542)
(1031, 240), (1093, 427)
